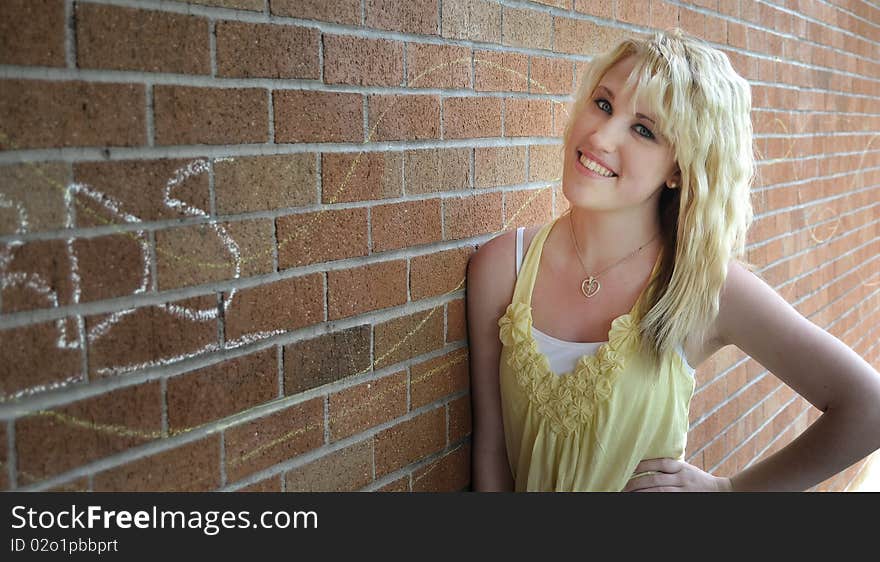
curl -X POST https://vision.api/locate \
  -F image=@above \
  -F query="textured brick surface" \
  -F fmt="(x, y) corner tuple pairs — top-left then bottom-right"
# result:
(505, 186), (554, 227)
(412, 444), (470, 492)
(16, 382), (162, 483)
(328, 371), (407, 441)
(529, 144), (565, 182)
(448, 394), (472, 444)
(45, 477), (90, 492)
(276, 208), (368, 269)
(377, 476), (410, 492)
(94, 435), (220, 491)
(554, 18), (625, 56)
(443, 191), (503, 240)
(285, 440), (373, 491)
(530, 56), (574, 95)
(166, 348), (278, 432)
(365, 0), (438, 35)
(404, 148), (471, 194)
(0, 424), (7, 490)
(474, 145), (527, 188)
(189, 0), (263, 9)
(223, 274), (323, 342)
(410, 245), (472, 302)
(86, 295), (218, 378)
(76, 4), (209, 74)
(374, 308), (444, 369)
(154, 86), (268, 145)
(156, 219), (274, 290)
(502, 6), (552, 50)
(217, 21), (319, 79)
(72, 159), (210, 226)
(651, 0), (680, 30)
(0, 319), (82, 400)
(72, 233), (153, 303)
(224, 398), (324, 481)
(0, 80), (145, 150)
(474, 50), (528, 93)
(0, 0), (65, 67)
(215, 154), (316, 215)
(505, 99), (553, 137)
(328, 260), (407, 320)
(411, 348), (469, 408)
(324, 35), (404, 87)
(371, 199), (443, 253)
(441, 0), (501, 43)
(271, 0), (361, 25)
(442, 97), (502, 139)
(445, 298), (467, 343)
(274, 90), (363, 143)
(321, 151), (402, 204)
(574, 0), (613, 18)
(1, 239), (73, 312)
(284, 325), (372, 394)
(406, 43), (471, 89)
(0, 163), (68, 235)
(368, 95), (440, 141)
(237, 475), (283, 492)
(374, 407), (446, 477)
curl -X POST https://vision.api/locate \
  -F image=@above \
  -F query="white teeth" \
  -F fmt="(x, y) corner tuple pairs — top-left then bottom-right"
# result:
(578, 152), (615, 177)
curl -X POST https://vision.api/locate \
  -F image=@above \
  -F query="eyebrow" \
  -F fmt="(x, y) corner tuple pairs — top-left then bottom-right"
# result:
(595, 85), (656, 125)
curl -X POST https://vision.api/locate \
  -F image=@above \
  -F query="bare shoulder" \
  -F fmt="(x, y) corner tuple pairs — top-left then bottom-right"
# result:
(467, 228), (518, 314)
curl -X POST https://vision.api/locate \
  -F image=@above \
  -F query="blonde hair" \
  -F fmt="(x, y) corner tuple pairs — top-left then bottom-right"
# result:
(563, 29), (757, 369)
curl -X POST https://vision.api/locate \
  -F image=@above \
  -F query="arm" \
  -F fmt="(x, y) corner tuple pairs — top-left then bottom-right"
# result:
(466, 235), (516, 492)
(717, 261), (880, 491)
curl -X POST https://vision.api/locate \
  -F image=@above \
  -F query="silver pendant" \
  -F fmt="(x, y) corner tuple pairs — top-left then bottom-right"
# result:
(581, 276), (600, 298)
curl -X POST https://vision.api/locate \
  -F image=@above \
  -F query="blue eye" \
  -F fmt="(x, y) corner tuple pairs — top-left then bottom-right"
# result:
(594, 98), (656, 140)
(634, 124), (655, 139)
(595, 98), (611, 113)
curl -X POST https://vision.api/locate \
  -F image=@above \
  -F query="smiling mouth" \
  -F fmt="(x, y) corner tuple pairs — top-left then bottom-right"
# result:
(576, 151), (618, 177)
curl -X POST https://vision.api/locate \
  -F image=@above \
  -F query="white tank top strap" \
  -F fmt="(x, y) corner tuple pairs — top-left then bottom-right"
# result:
(515, 226), (525, 278)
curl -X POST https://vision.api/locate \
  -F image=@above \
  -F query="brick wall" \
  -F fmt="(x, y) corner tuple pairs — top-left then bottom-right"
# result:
(0, 0), (877, 492)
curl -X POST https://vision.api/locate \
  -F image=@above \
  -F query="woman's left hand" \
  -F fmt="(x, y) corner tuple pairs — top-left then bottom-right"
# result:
(622, 458), (733, 492)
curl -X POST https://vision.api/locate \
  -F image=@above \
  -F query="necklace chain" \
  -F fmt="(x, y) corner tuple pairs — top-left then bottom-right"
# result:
(566, 210), (659, 299)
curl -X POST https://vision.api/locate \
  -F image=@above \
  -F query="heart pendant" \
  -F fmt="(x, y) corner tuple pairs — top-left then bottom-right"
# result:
(581, 277), (600, 298)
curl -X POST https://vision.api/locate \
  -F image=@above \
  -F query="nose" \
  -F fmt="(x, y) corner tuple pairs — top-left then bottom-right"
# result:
(588, 116), (620, 154)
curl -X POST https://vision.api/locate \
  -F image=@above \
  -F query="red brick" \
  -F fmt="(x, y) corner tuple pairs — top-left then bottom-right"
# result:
(529, 144), (564, 182)
(441, 0), (501, 43)
(474, 50), (528, 93)
(1, 239), (74, 312)
(189, 0), (264, 9)
(215, 154), (316, 214)
(328, 372), (408, 441)
(443, 191), (503, 240)
(374, 308), (445, 369)
(167, 348), (278, 432)
(73, 159), (210, 226)
(365, 0), (438, 35)
(73, 233), (153, 303)
(574, 0), (613, 18)
(474, 145), (527, 188)
(505, 187), (554, 227)
(0, 424), (6, 490)
(371, 199), (443, 253)
(237, 475), (283, 492)
(368, 94), (440, 141)
(156, 219), (274, 290)
(76, 4), (209, 74)
(0, 319), (82, 400)
(0, 0), (65, 66)
(446, 298), (467, 343)
(410, 246), (472, 300)
(650, 0), (680, 30)
(328, 260), (407, 320)
(286, 440), (374, 491)
(94, 435), (220, 491)
(505, 98), (553, 137)
(377, 476), (410, 491)
(284, 325), (372, 394)
(271, 0), (361, 25)
(0, 163), (68, 235)
(443, 97), (502, 139)
(224, 398), (324, 481)
(554, 17), (624, 56)
(412, 444), (470, 491)
(404, 148), (470, 194)
(16, 382), (162, 483)
(502, 6), (552, 50)
(530, 56), (573, 95)
(321, 151), (402, 204)
(374, 407), (446, 477)
(217, 21), (319, 79)
(449, 394), (472, 443)
(411, 348), (469, 408)
(274, 90), (363, 143)
(617, 0), (648, 26)
(0, 80), (145, 150)
(679, 8), (707, 37)
(153, 86), (268, 145)
(45, 477), (90, 492)
(223, 273), (323, 342)
(406, 43), (471, 89)
(86, 295), (218, 378)
(275, 207), (368, 268)
(324, 35), (404, 87)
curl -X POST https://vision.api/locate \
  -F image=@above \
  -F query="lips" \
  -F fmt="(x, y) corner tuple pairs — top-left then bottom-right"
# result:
(576, 149), (618, 177)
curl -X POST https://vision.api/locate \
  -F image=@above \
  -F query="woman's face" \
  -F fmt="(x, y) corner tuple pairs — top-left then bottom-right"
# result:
(562, 55), (679, 212)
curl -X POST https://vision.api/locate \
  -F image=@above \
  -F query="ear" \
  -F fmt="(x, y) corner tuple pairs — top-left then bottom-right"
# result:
(665, 168), (681, 189)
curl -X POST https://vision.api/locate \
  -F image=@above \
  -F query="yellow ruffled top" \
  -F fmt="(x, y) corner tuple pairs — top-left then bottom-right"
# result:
(497, 216), (696, 491)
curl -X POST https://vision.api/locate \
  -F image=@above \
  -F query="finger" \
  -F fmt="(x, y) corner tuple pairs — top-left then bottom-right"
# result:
(633, 458), (682, 474)
(623, 473), (678, 492)
(633, 486), (681, 492)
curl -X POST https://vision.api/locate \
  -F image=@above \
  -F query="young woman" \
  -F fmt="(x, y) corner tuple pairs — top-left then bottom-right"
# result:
(466, 29), (880, 491)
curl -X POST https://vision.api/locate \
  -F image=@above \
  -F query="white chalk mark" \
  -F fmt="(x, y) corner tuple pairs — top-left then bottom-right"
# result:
(94, 342), (222, 377)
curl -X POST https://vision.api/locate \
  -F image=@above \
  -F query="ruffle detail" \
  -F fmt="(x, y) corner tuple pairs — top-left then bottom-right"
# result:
(498, 302), (641, 436)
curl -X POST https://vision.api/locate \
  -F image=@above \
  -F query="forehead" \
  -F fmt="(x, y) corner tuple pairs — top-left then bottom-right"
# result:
(597, 55), (640, 93)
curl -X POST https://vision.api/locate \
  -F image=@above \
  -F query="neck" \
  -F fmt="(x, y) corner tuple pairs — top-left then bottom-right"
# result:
(565, 206), (662, 274)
